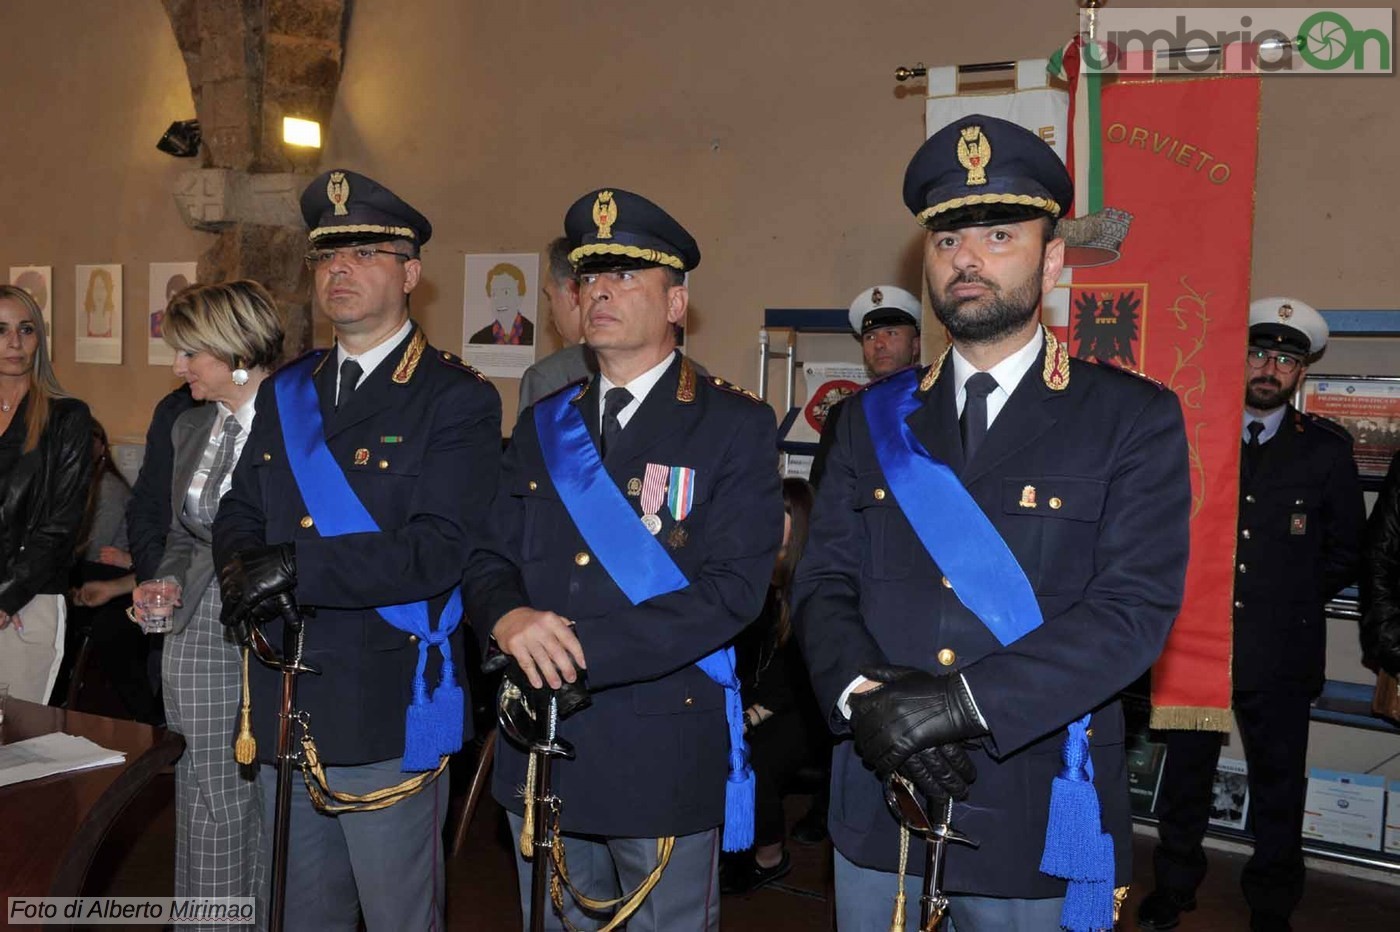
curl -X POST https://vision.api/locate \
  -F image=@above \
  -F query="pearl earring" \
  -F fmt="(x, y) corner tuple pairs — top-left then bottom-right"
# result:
(231, 367), (250, 386)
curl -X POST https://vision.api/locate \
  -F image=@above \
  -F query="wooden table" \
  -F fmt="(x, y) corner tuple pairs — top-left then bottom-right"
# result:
(0, 699), (183, 904)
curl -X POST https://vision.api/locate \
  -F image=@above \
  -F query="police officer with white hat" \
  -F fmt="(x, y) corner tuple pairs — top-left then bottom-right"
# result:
(810, 286), (923, 488)
(1141, 297), (1366, 932)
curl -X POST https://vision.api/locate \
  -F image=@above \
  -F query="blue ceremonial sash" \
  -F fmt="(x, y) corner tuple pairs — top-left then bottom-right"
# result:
(274, 352), (464, 773)
(861, 368), (1114, 932)
(533, 386), (755, 852)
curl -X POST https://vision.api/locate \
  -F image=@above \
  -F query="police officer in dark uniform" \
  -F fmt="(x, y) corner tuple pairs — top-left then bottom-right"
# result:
(464, 188), (783, 930)
(213, 169), (502, 931)
(794, 114), (1193, 932)
(1140, 298), (1365, 932)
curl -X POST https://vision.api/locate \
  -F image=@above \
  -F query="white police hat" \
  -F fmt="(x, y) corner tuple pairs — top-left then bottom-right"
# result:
(1248, 297), (1327, 357)
(848, 285), (922, 336)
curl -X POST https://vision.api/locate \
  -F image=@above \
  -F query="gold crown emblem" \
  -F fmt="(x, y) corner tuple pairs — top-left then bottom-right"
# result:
(871, 287), (884, 305)
(1278, 303), (1294, 320)
(957, 126), (991, 186)
(327, 171), (350, 217)
(592, 190), (618, 239)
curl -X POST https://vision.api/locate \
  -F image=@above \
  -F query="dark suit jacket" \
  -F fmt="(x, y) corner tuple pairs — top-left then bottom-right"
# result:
(794, 341), (1191, 896)
(465, 354), (783, 838)
(1234, 406), (1364, 693)
(213, 325), (502, 765)
(128, 385), (199, 583)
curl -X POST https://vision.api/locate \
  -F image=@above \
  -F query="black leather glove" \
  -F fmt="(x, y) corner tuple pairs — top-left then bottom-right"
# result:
(849, 664), (988, 787)
(896, 744), (977, 802)
(484, 643), (592, 723)
(219, 543), (297, 631)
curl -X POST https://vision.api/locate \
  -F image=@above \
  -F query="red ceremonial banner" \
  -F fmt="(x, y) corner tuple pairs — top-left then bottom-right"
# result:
(1061, 77), (1261, 731)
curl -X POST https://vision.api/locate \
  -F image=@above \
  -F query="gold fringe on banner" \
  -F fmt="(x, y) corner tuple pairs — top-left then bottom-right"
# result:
(1149, 705), (1234, 733)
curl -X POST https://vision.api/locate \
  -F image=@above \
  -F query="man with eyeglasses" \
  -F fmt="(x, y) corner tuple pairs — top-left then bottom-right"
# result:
(213, 168), (502, 930)
(1140, 298), (1365, 932)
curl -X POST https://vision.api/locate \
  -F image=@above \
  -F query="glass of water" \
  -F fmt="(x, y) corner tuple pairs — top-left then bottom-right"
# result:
(134, 578), (182, 634)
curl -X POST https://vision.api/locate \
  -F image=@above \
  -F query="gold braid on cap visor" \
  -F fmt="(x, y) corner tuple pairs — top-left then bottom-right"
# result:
(310, 223), (418, 242)
(917, 193), (1062, 228)
(568, 243), (686, 271)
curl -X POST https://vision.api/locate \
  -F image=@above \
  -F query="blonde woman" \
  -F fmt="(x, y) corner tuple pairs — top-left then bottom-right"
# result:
(133, 280), (283, 919)
(0, 285), (93, 702)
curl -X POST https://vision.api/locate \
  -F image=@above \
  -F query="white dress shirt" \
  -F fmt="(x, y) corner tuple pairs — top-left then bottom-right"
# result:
(184, 395), (257, 519)
(335, 318), (414, 398)
(597, 352), (677, 433)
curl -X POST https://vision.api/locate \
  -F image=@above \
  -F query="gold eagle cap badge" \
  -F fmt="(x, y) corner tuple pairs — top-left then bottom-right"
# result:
(327, 171), (350, 216)
(957, 126), (991, 187)
(871, 287), (884, 305)
(1278, 303), (1294, 320)
(592, 190), (618, 239)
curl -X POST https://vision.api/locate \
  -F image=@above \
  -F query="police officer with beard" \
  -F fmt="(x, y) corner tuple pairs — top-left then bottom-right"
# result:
(1140, 298), (1365, 932)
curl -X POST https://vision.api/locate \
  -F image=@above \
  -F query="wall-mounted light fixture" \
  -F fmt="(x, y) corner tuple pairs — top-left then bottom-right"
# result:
(283, 117), (322, 149)
(157, 119), (202, 157)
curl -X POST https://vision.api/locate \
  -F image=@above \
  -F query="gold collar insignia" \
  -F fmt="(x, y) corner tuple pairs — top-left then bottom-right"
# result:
(918, 346), (951, 392)
(391, 328), (427, 384)
(676, 355), (696, 403)
(1042, 326), (1070, 391)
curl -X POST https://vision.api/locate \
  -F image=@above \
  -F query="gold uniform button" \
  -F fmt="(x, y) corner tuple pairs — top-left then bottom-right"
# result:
(528, 480), (538, 491)
(1086, 728), (1095, 738)
(378, 459), (389, 470)
(262, 452), (272, 462)
(408, 634), (419, 644)
(442, 352), (451, 359)
(1241, 529), (1251, 539)
(684, 696), (695, 706)
(575, 552), (591, 566)
(937, 648), (956, 667)
(873, 488), (886, 501)
(941, 576), (952, 589)
(299, 515), (314, 529)
(1049, 497), (1062, 510)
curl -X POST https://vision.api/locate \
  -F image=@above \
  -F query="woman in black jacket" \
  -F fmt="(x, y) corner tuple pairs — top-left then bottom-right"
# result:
(1361, 450), (1400, 677)
(0, 285), (93, 702)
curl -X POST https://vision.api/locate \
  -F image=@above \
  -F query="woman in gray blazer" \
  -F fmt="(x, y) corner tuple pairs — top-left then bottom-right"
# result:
(134, 281), (284, 917)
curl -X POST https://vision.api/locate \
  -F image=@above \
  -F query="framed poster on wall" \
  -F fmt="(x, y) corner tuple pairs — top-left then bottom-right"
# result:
(1298, 375), (1400, 480)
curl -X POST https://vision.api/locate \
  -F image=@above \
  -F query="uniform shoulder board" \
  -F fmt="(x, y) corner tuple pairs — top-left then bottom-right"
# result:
(706, 375), (764, 404)
(433, 349), (487, 381)
(1302, 410), (1353, 443)
(1109, 361), (1165, 389)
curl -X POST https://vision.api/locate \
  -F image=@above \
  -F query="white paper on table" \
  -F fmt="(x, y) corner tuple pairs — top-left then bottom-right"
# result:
(0, 733), (127, 788)
(1302, 769), (1386, 851)
(1382, 781), (1400, 855)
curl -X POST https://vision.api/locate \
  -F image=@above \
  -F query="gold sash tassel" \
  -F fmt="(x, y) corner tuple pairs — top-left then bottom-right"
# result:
(233, 648), (257, 765)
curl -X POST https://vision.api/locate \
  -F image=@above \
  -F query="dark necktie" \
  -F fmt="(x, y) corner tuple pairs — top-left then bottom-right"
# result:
(1243, 419), (1265, 478)
(960, 372), (999, 462)
(198, 414), (242, 522)
(601, 387), (633, 458)
(338, 358), (363, 410)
